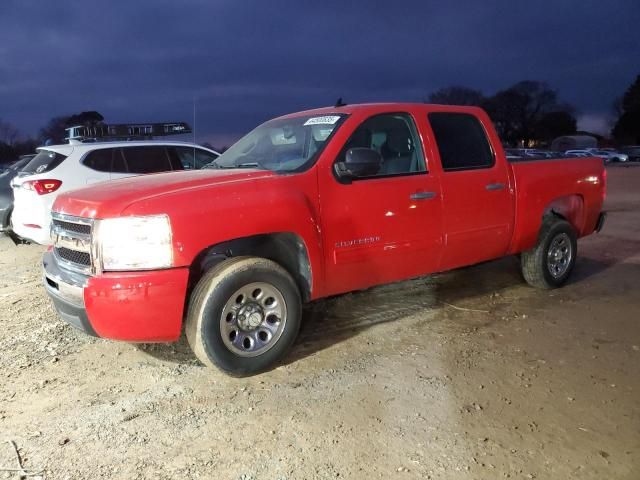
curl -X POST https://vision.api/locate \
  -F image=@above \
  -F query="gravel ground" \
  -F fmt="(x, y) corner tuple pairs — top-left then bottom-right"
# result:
(0, 165), (638, 480)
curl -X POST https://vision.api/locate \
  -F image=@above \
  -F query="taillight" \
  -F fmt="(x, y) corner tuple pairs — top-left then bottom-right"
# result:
(23, 179), (62, 195)
(602, 168), (607, 202)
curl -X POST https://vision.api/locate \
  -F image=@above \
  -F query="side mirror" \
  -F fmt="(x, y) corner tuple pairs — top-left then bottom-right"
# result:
(335, 148), (382, 181)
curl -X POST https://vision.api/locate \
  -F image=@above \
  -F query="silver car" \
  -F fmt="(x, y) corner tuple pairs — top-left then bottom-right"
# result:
(586, 148), (629, 162)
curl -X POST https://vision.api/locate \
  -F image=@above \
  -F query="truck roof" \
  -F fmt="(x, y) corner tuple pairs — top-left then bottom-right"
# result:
(276, 102), (483, 120)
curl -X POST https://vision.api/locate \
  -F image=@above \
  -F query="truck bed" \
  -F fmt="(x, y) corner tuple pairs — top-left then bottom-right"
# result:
(507, 155), (605, 253)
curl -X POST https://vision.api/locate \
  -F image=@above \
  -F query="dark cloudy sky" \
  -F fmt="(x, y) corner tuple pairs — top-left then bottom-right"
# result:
(1, 0), (638, 146)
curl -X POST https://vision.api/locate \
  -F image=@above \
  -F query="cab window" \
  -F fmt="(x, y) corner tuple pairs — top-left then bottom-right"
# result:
(336, 113), (426, 178)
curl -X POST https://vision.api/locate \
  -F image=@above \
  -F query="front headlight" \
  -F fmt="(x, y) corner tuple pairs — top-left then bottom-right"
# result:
(95, 215), (173, 271)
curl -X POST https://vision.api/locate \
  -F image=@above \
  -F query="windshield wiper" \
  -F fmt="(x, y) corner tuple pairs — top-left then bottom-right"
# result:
(233, 162), (262, 169)
(204, 161), (264, 170)
(203, 161), (222, 169)
(216, 162), (263, 170)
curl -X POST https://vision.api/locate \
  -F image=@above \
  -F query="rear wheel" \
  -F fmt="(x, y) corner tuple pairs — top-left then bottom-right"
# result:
(521, 219), (577, 289)
(185, 257), (302, 376)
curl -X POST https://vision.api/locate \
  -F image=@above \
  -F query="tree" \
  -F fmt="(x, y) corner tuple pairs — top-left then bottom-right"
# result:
(0, 120), (20, 145)
(482, 89), (529, 145)
(612, 96), (624, 118)
(39, 111), (105, 144)
(534, 111), (577, 143)
(612, 74), (640, 144)
(482, 80), (574, 146)
(0, 120), (23, 164)
(428, 86), (485, 106)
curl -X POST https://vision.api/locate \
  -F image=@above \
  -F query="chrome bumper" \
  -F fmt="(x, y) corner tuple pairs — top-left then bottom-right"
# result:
(43, 251), (97, 336)
(43, 251), (87, 307)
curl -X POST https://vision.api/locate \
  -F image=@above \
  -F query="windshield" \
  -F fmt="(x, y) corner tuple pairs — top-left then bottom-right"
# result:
(210, 114), (346, 173)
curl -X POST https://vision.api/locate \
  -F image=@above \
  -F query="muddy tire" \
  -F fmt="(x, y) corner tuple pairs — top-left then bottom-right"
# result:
(185, 257), (301, 376)
(521, 219), (577, 289)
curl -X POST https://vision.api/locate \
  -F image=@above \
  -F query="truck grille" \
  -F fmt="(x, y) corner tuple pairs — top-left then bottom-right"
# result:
(51, 214), (94, 274)
(56, 247), (91, 266)
(52, 219), (91, 235)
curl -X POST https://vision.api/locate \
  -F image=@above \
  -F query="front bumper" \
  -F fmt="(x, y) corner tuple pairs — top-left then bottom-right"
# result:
(43, 251), (190, 342)
(43, 250), (97, 335)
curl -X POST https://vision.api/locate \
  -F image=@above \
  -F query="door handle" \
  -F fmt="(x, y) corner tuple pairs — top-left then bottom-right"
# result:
(485, 183), (505, 191)
(410, 191), (437, 200)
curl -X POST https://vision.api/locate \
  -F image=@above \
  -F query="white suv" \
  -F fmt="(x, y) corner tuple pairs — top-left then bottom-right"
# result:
(11, 141), (219, 244)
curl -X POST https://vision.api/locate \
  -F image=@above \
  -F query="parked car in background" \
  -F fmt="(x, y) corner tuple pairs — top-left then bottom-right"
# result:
(528, 150), (558, 158)
(619, 146), (640, 162)
(11, 141), (219, 244)
(43, 103), (607, 376)
(505, 149), (562, 159)
(0, 154), (36, 232)
(586, 148), (628, 162)
(1, 154), (36, 172)
(504, 148), (523, 159)
(551, 135), (598, 152)
(565, 149), (596, 158)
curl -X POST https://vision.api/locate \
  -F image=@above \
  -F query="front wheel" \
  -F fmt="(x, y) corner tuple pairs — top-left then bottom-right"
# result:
(521, 219), (577, 289)
(185, 257), (302, 376)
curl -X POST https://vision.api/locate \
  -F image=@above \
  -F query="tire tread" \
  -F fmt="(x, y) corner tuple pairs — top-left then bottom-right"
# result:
(521, 218), (576, 289)
(185, 256), (300, 375)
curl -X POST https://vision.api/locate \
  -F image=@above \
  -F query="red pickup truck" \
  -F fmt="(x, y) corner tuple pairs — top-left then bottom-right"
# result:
(44, 103), (606, 375)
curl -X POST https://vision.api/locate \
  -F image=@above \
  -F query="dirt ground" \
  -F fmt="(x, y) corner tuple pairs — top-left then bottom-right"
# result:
(0, 165), (638, 480)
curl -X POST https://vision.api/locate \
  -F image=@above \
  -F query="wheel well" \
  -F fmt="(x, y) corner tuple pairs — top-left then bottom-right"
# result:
(545, 210), (567, 223)
(543, 194), (584, 234)
(188, 233), (312, 301)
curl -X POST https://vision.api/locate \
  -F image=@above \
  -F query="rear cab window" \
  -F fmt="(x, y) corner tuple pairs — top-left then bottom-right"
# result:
(428, 112), (494, 171)
(22, 150), (68, 174)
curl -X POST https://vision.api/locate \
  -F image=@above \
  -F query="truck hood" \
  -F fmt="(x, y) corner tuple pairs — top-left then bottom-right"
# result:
(53, 169), (274, 219)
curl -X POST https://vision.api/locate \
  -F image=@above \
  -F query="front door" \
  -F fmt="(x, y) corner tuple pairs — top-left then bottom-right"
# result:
(318, 112), (444, 296)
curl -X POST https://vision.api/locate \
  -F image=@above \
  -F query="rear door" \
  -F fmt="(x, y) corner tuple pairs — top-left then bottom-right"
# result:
(319, 112), (443, 295)
(427, 112), (514, 269)
(119, 146), (174, 175)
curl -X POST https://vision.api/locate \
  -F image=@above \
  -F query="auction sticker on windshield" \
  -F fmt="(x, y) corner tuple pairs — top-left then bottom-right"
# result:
(303, 116), (341, 126)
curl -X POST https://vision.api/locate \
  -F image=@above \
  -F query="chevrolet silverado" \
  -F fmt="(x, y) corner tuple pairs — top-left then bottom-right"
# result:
(43, 104), (607, 376)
